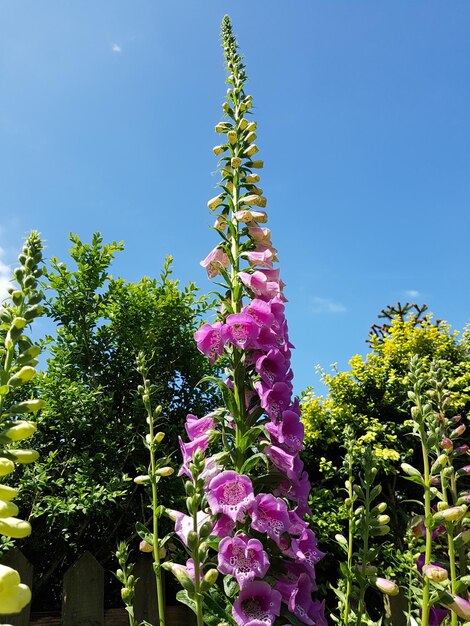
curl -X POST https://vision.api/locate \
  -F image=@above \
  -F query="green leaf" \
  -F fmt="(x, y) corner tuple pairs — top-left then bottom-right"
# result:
(240, 452), (268, 475)
(135, 522), (153, 545)
(176, 590), (197, 615)
(223, 574), (238, 598)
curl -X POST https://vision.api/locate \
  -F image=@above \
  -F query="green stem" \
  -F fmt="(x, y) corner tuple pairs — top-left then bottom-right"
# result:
(420, 427), (432, 626)
(192, 509), (204, 626)
(356, 472), (371, 626)
(344, 455), (354, 626)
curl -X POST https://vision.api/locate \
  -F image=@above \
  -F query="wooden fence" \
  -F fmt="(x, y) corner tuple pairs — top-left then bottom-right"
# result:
(0, 549), (193, 626)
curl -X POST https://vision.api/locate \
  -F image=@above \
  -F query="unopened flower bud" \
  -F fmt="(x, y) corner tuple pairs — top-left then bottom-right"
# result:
(203, 568), (218, 586)
(134, 475), (150, 485)
(1, 421), (37, 442)
(0, 458), (15, 476)
(0, 500), (19, 518)
(155, 432), (165, 443)
(257, 196), (267, 208)
(451, 424), (466, 438)
(423, 564), (448, 582)
(207, 194), (224, 211)
(213, 145), (226, 156)
(431, 454), (448, 474)
(227, 130), (237, 144)
(242, 194), (261, 206)
(0, 517), (32, 538)
(374, 577), (399, 596)
(248, 160), (264, 168)
(121, 587), (132, 602)
(245, 131), (257, 144)
(455, 445), (469, 456)
(434, 505), (467, 523)
(231, 156), (242, 168)
(401, 463), (422, 478)
(8, 366), (36, 387)
(239, 118), (249, 130)
(245, 174), (260, 183)
(156, 466), (174, 477)
(215, 123), (229, 133)
(9, 449), (39, 464)
(172, 567), (194, 592)
(441, 437), (453, 451)
(443, 595), (470, 620)
(139, 540), (153, 553)
(246, 121), (257, 132)
(0, 485), (17, 502)
(376, 514), (391, 525)
(244, 144), (259, 157)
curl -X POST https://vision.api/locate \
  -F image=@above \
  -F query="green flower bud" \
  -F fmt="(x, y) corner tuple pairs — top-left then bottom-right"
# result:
(0, 500), (19, 518)
(238, 118), (249, 130)
(401, 463), (421, 477)
(227, 130), (237, 144)
(0, 485), (17, 502)
(431, 454), (448, 474)
(247, 160), (264, 168)
(215, 122), (229, 133)
(245, 131), (257, 144)
(156, 467), (174, 477)
(0, 458), (15, 476)
(8, 366), (36, 387)
(213, 145), (226, 156)
(8, 399), (45, 414)
(434, 505), (467, 523)
(172, 567), (194, 592)
(187, 531), (198, 551)
(257, 196), (267, 208)
(0, 563), (21, 593)
(155, 431), (165, 443)
(0, 517), (32, 538)
(11, 317), (27, 330)
(231, 156), (242, 168)
(203, 568), (218, 586)
(1, 421), (37, 442)
(134, 475), (150, 485)
(8, 449), (39, 464)
(121, 587), (132, 602)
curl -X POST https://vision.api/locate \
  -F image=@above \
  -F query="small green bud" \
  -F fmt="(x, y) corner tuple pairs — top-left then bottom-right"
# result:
(0, 458), (15, 476)
(8, 366), (36, 387)
(202, 568), (218, 587)
(172, 567), (194, 592)
(9, 449), (39, 464)
(155, 431), (165, 443)
(199, 521), (212, 539)
(401, 463), (422, 478)
(431, 454), (448, 474)
(121, 587), (132, 602)
(156, 466), (174, 477)
(187, 531), (198, 551)
(1, 421), (37, 442)
(134, 475), (150, 485)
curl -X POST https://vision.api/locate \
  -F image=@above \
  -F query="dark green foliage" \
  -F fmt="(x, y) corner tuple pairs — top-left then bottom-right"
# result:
(16, 233), (217, 608)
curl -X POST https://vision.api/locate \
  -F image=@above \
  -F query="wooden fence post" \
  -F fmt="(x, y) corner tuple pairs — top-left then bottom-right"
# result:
(62, 551), (104, 626)
(132, 553), (161, 626)
(0, 549), (33, 626)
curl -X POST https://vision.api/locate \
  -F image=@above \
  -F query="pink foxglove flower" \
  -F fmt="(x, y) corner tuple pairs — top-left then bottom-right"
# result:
(223, 313), (260, 349)
(200, 246), (229, 278)
(218, 534), (270, 586)
(291, 529), (325, 578)
(207, 470), (255, 522)
(185, 413), (215, 440)
(194, 321), (225, 364)
(275, 573), (317, 626)
(232, 581), (282, 626)
(171, 510), (212, 546)
(251, 493), (290, 543)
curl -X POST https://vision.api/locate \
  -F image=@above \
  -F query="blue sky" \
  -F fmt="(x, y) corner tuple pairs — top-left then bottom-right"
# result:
(1, 1), (469, 395)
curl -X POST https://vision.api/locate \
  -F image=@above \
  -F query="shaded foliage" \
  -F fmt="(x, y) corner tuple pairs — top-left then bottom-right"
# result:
(15, 233), (217, 608)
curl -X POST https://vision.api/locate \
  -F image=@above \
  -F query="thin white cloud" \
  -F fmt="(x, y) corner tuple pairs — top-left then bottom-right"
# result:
(0, 247), (11, 303)
(111, 43), (122, 53)
(405, 289), (420, 298)
(309, 296), (347, 314)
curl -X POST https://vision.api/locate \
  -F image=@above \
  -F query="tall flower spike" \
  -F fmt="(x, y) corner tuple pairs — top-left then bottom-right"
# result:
(174, 17), (325, 626)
